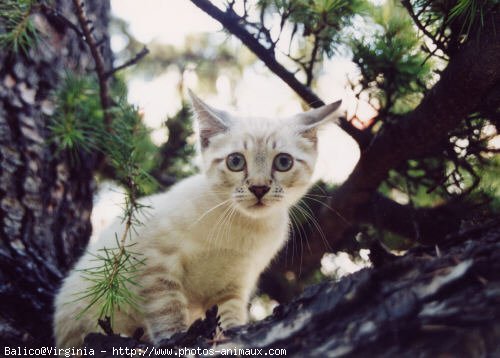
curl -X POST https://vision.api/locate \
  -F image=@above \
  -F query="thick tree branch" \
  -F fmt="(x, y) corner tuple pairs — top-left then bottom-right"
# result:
(278, 9), (500, 278)
(86, 224), (500, 356)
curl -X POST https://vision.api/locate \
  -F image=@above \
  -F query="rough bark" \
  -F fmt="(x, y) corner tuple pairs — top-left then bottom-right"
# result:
(0, 0), (111, 346)
(84, 221), (500, 357)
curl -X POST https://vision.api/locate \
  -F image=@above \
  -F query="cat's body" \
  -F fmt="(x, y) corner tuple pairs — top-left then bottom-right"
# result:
(53, 91), (341, 348)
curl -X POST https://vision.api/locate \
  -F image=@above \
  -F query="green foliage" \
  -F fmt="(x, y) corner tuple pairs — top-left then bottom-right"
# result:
(350, 0), (434, 114)
(50, 73), (159, 192)
(447, 0), (494, 36)
(0, 0), (38, 53)
(106, 100), (156, 195)
(50, 74), (104, 155)
(76, 241), (145, 321)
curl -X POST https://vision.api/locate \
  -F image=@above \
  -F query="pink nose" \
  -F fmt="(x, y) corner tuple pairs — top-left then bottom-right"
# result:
(249, 185), (270, 199)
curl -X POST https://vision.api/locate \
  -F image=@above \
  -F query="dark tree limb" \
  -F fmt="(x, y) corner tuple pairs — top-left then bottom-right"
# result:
(283, 8), (500, 278)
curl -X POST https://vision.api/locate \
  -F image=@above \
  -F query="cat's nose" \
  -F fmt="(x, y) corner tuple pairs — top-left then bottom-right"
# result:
(249, 185), (270, 200)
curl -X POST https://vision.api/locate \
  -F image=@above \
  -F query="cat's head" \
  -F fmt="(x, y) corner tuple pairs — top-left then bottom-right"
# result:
(189, 90), (341, 218)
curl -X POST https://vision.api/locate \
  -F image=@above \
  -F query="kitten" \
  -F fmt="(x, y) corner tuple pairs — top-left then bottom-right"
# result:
(53, 91), (342, 348)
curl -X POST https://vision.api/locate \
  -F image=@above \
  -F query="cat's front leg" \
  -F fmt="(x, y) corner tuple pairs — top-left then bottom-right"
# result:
(217, 296), (248, 331)
(140, 275), (189, 344)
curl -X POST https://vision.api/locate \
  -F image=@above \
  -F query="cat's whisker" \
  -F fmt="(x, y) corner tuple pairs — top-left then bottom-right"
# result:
(288, 207), (309, 275)
(291, 206), (312, 254)
(296, 200), (332, 252)
(304, 193), (332, 198)
(311, 182), (329, 195)
(206, 202), (234, 250)
(223, 204), (238, 245)
(210, 202), (237, 251)
(193, 198), (232, 226)
(302, 195), (351, 226)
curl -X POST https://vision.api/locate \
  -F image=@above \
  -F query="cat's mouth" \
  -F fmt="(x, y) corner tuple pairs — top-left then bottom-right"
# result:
(247, 198), (270, 209)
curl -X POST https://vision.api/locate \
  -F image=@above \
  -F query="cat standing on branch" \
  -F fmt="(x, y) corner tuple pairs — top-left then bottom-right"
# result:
(53, 91), (342, 348)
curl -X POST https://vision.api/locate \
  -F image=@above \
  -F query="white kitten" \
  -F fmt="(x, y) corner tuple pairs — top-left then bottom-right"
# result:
(53, 91), (341, 348)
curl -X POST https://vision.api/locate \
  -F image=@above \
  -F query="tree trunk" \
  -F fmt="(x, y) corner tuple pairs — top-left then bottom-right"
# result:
(0, 0), (111, 346)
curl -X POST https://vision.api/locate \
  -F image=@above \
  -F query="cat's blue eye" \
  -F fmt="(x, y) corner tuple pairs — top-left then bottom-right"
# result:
(226, 153), (246, 172)
(273, 153), (293, 172)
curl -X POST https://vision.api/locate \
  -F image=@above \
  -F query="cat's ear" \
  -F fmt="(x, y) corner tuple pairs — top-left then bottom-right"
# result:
(294, 100), (342, 142)
(188, 89), (231, 149)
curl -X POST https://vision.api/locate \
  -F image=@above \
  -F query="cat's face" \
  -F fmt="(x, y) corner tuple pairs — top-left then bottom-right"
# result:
(190, 91), (341, 218)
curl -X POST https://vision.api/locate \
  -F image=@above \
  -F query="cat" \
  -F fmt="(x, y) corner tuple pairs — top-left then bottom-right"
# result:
(53, 90), (342, 348)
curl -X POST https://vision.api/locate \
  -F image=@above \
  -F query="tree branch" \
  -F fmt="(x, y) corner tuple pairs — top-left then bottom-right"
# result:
(190, 0), (323, 107)
(72, 0), (112, 128)
(190, 0), (369, 146)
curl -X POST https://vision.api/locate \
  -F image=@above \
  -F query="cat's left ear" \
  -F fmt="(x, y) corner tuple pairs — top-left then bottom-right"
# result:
(188, 89), (231, 149)
(294, 100), (342, 142)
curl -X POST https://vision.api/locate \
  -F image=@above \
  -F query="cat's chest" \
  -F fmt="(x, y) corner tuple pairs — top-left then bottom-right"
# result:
(180, 229), (287, 301)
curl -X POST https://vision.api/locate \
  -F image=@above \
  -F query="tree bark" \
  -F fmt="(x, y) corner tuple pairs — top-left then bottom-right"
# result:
(0, 0), (111, 346)
(84, 221), (500, 357)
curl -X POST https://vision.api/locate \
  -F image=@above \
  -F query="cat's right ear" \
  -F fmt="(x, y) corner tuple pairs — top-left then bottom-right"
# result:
(188, 89), (231, 149)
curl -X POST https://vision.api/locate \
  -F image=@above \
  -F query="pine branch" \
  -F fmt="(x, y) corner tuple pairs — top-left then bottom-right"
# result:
(66, 0), (151, 323)
(0, 0), (38, 53)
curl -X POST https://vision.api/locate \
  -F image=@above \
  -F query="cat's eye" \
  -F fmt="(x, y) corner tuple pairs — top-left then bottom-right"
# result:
(273, 153), (294, 172)
(226, 153), (246, 172)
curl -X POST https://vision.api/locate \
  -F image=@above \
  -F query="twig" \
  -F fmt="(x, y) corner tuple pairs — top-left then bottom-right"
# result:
(72, 0), (112, 129)
(104, 46), (149, 79)
(39, 4), (84, 37)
